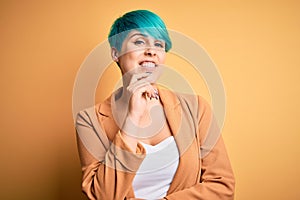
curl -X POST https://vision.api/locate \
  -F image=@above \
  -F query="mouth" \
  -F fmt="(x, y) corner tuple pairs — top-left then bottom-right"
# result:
(137, 61), (162, 82)
(139, 61), (156, 68)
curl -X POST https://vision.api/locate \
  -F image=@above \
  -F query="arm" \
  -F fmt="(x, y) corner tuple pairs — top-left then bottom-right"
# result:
(164, 97), (235, 200)
(76, 109), (146, 200)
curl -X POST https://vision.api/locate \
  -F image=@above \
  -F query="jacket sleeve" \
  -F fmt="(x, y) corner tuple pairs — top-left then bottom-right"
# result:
(164, 96), (235, 200)
(75, 109), (145, 200)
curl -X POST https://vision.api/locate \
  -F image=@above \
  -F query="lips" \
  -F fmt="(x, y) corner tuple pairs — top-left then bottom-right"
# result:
(139, 61), (156, 68)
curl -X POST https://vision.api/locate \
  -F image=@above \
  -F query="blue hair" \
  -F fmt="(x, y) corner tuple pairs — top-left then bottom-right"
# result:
(108, 10), (172, 52)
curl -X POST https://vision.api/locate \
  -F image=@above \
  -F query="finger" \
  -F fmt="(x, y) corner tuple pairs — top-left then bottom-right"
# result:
(129, 72), (152, 85)
(138, 85), (158, 100)
(128, 81), (157, 99)
(128, 80), (154, 97)
(127, 80), (150, 94)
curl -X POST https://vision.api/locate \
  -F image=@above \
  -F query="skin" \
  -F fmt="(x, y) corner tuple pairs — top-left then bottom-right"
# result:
(111, 30), (172, 153)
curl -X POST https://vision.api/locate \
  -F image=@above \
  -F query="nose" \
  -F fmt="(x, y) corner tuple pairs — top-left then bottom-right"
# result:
(144, 47), (156, 56)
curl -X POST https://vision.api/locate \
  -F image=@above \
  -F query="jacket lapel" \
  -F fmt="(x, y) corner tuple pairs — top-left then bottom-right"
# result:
(159, 88), (199, 194)
(158, 88), (185, 193)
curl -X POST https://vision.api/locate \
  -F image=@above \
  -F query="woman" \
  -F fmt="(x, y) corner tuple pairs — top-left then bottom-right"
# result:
(76, 10), (235, 200)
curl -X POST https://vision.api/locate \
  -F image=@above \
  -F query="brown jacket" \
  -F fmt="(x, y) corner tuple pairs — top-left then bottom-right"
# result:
(76, 88), (235, 200)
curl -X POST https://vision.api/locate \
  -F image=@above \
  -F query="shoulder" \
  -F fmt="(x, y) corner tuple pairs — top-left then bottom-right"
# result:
(75, 95), (119, 142)
(75, 96), (112, 131)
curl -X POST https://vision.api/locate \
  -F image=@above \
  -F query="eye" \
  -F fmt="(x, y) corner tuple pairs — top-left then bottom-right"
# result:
(134, 39), (145, 46)
(154, 41), (165, 48)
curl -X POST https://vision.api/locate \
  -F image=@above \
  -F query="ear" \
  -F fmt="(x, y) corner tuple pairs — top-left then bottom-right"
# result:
(111, 47), (119, 62)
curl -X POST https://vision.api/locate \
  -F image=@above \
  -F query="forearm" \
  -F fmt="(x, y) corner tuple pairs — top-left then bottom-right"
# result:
(78, 132), (145, 200)
(164, 137), (235, 200)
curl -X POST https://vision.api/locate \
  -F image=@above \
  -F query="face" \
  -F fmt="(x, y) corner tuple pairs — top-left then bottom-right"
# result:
(112, 30), (167, 75)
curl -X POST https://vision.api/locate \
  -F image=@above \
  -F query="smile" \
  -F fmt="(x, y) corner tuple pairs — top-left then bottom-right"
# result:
(140, 61), (156, 68)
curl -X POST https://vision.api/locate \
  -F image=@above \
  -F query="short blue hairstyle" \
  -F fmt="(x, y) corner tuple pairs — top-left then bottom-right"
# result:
(108, 10), (172, 52)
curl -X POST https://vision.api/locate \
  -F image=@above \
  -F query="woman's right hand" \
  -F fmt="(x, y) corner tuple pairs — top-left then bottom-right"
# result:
(126, 72), (159, 125)
(116, 67), (162, 152)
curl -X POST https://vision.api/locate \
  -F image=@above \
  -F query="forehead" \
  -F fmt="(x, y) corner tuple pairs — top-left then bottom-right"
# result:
(126, 30), (164, 41)
(126, 30), (150, 39)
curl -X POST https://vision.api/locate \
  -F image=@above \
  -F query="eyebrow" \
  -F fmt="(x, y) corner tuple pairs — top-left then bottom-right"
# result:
(128, 32), (165, 43)
(128, 33), (148, 39)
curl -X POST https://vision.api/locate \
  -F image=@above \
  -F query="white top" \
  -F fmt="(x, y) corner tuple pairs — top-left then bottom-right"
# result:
(132, 136), (179, 199)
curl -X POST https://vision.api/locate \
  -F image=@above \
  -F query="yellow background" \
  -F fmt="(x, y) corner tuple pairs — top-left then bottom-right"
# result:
(1, 0), (300, 199)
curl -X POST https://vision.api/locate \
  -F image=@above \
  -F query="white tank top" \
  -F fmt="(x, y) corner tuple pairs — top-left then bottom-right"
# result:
(132, 136), (179, 199)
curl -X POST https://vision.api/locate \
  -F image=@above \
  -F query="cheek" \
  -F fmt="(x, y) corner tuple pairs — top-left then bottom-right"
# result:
(120, 51), (139, 64)
(158, 52), (166, 63)
(119, 51), (141, 72)
(129, 50), (142, 60)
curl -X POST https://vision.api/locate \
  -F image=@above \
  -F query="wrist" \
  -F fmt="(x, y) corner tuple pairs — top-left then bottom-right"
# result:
(128, 111), (151, 128)
(119, 130), (138, 153)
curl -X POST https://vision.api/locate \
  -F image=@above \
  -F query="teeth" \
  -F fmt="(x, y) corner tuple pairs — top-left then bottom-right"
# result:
(141, 62), (155, 68)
